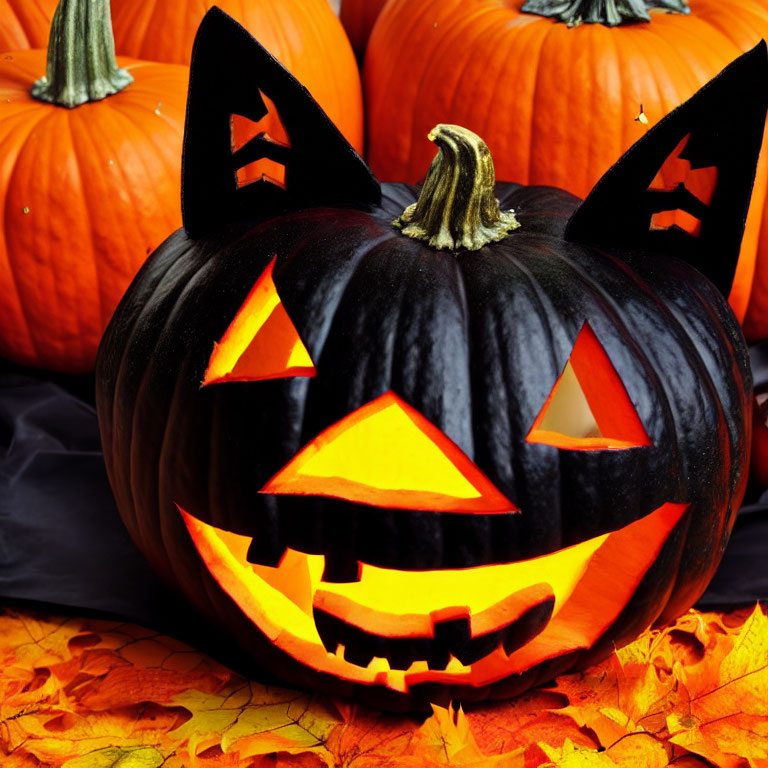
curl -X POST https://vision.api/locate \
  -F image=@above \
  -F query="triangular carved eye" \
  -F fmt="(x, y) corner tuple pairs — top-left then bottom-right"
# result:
(202, 257), (315, 386)
(262, 391), (517, 513)
(526, 324), (651, 450)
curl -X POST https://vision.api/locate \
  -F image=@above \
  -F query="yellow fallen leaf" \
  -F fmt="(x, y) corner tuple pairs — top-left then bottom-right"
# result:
(667, 605), (768, 767)
(538, 738), (617, 766)
(170, 683), (339, 762)
(61, 746), (164, 768)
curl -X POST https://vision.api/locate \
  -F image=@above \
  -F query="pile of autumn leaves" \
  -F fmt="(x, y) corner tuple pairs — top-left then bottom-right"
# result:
(1, 605), (766, 767)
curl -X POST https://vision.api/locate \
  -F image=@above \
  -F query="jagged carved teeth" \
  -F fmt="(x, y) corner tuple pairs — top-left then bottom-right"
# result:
(312, 592), (554, 671)
(244, 539), (558, 671)
(247, 540), (362, 583)
(328, 643), (470, 674)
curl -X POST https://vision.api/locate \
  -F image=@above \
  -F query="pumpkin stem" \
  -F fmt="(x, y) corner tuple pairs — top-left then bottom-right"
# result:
(394, 124), (520, 251)
(520, 0), (689, 26)
(30, 0), (133, 108)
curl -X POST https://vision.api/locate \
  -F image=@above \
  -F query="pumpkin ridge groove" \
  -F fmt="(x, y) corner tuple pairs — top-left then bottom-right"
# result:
(110, 237), (202, 550)
(289, 225), (400, 448)
(459, 243), (556, 505)
(451, 244), (473, 464)
(97, 98), (163, 257)
(1, 104), (54, 359)
(105, 93), (181, 216)
(291, 225), (397, 365)
(13, 2), (44, 46)
(386, 0), (442, 177)
(8, 108), (78, 362)
(156, 349), (198, 587)
(99, 95), (182, 281)
(114, 0), (155, 61)
(441, 12), (498, 144)
(604, 28), (625, 186)
(502, 244), (569, 548)
(626, 265), (747, 573)
(66, 109), (107, 347)
(526, 21), (559, 187)
(476, 21), (524, 149)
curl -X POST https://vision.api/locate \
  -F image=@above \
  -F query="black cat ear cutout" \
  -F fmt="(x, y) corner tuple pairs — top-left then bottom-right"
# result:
(182, 7), (380, 237)
(565, 42), (768, 297)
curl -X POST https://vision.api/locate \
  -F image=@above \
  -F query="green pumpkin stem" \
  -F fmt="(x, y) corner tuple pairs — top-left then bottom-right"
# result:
(520, 0), (689, 26)
(395, 124), (520, 251)
(31, 0), (133, 108)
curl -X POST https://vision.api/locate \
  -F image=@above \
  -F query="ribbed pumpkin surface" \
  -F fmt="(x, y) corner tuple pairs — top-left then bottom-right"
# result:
(96, 182), (750, 709)
(0, 51), (186, 372)
(364, 0), (768, 321)
(0, 0), (57, 51)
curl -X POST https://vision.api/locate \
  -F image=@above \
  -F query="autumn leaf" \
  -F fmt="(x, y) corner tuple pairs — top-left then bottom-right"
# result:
(2, 604), (768, 768)
(324, 702), (420, 766)
(61, 746), (165, 768)
(0, 607), (339, 767)
(536, 735), (668, 767)
(666, 604), (768, 767)
(463, 692), (597, 768)
(325, 703), (525, 767)
(169, 682), (339, 764)
(544, 605), (768, 767)
(410, 704), (525, 766)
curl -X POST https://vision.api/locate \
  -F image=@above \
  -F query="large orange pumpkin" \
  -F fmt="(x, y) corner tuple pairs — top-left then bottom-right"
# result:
(0, 0), (187, 373)
(0, 0), (57, 52)
(110, 0), (364, 160)
(363, 0), (768, 322)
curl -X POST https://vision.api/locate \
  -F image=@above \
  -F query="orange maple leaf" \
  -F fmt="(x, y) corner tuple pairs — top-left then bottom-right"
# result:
(3, 603), (768, 768)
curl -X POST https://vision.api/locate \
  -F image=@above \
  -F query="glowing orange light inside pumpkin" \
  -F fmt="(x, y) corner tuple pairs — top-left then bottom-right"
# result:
(261, 391), (517, 513)
(202, 256), (315, 385)
(527, 323), (651, 450)
(178, 501), (686, 690)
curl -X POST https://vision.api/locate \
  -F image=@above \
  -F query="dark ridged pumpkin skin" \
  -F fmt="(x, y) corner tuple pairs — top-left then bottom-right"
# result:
(96, 182), (751, 711)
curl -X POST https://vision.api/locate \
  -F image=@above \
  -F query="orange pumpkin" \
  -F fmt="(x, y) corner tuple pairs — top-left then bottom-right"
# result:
(110, 0), (364, 160)
(340, 0), (389, 61)
(364, 0), (768, 322)
(0, 0), (187, 373)
(0, 0), (57, 51)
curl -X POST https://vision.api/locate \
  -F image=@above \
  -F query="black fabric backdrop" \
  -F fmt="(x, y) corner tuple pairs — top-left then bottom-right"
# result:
(1, 358), (766, 659)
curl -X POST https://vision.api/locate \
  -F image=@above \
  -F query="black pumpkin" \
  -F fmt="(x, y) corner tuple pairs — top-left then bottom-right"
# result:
(95, 11), (765, 711)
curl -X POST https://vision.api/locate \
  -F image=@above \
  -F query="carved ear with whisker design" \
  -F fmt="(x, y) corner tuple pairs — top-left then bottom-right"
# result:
(181, 7), (380, 238)
(565, 42), (768, 298)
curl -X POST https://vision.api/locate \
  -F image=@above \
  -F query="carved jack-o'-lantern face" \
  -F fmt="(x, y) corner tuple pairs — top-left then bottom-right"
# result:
(177, 257), (687, 693)
(95, 12), (764, 709)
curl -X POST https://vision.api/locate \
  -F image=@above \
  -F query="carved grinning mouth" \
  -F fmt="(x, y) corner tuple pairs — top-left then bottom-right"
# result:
(313, 585), (556, 670)
(178, 501), (686, 690)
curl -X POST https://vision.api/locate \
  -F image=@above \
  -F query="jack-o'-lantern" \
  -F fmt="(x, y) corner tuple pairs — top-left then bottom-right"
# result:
(95, 11), (764, 710)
